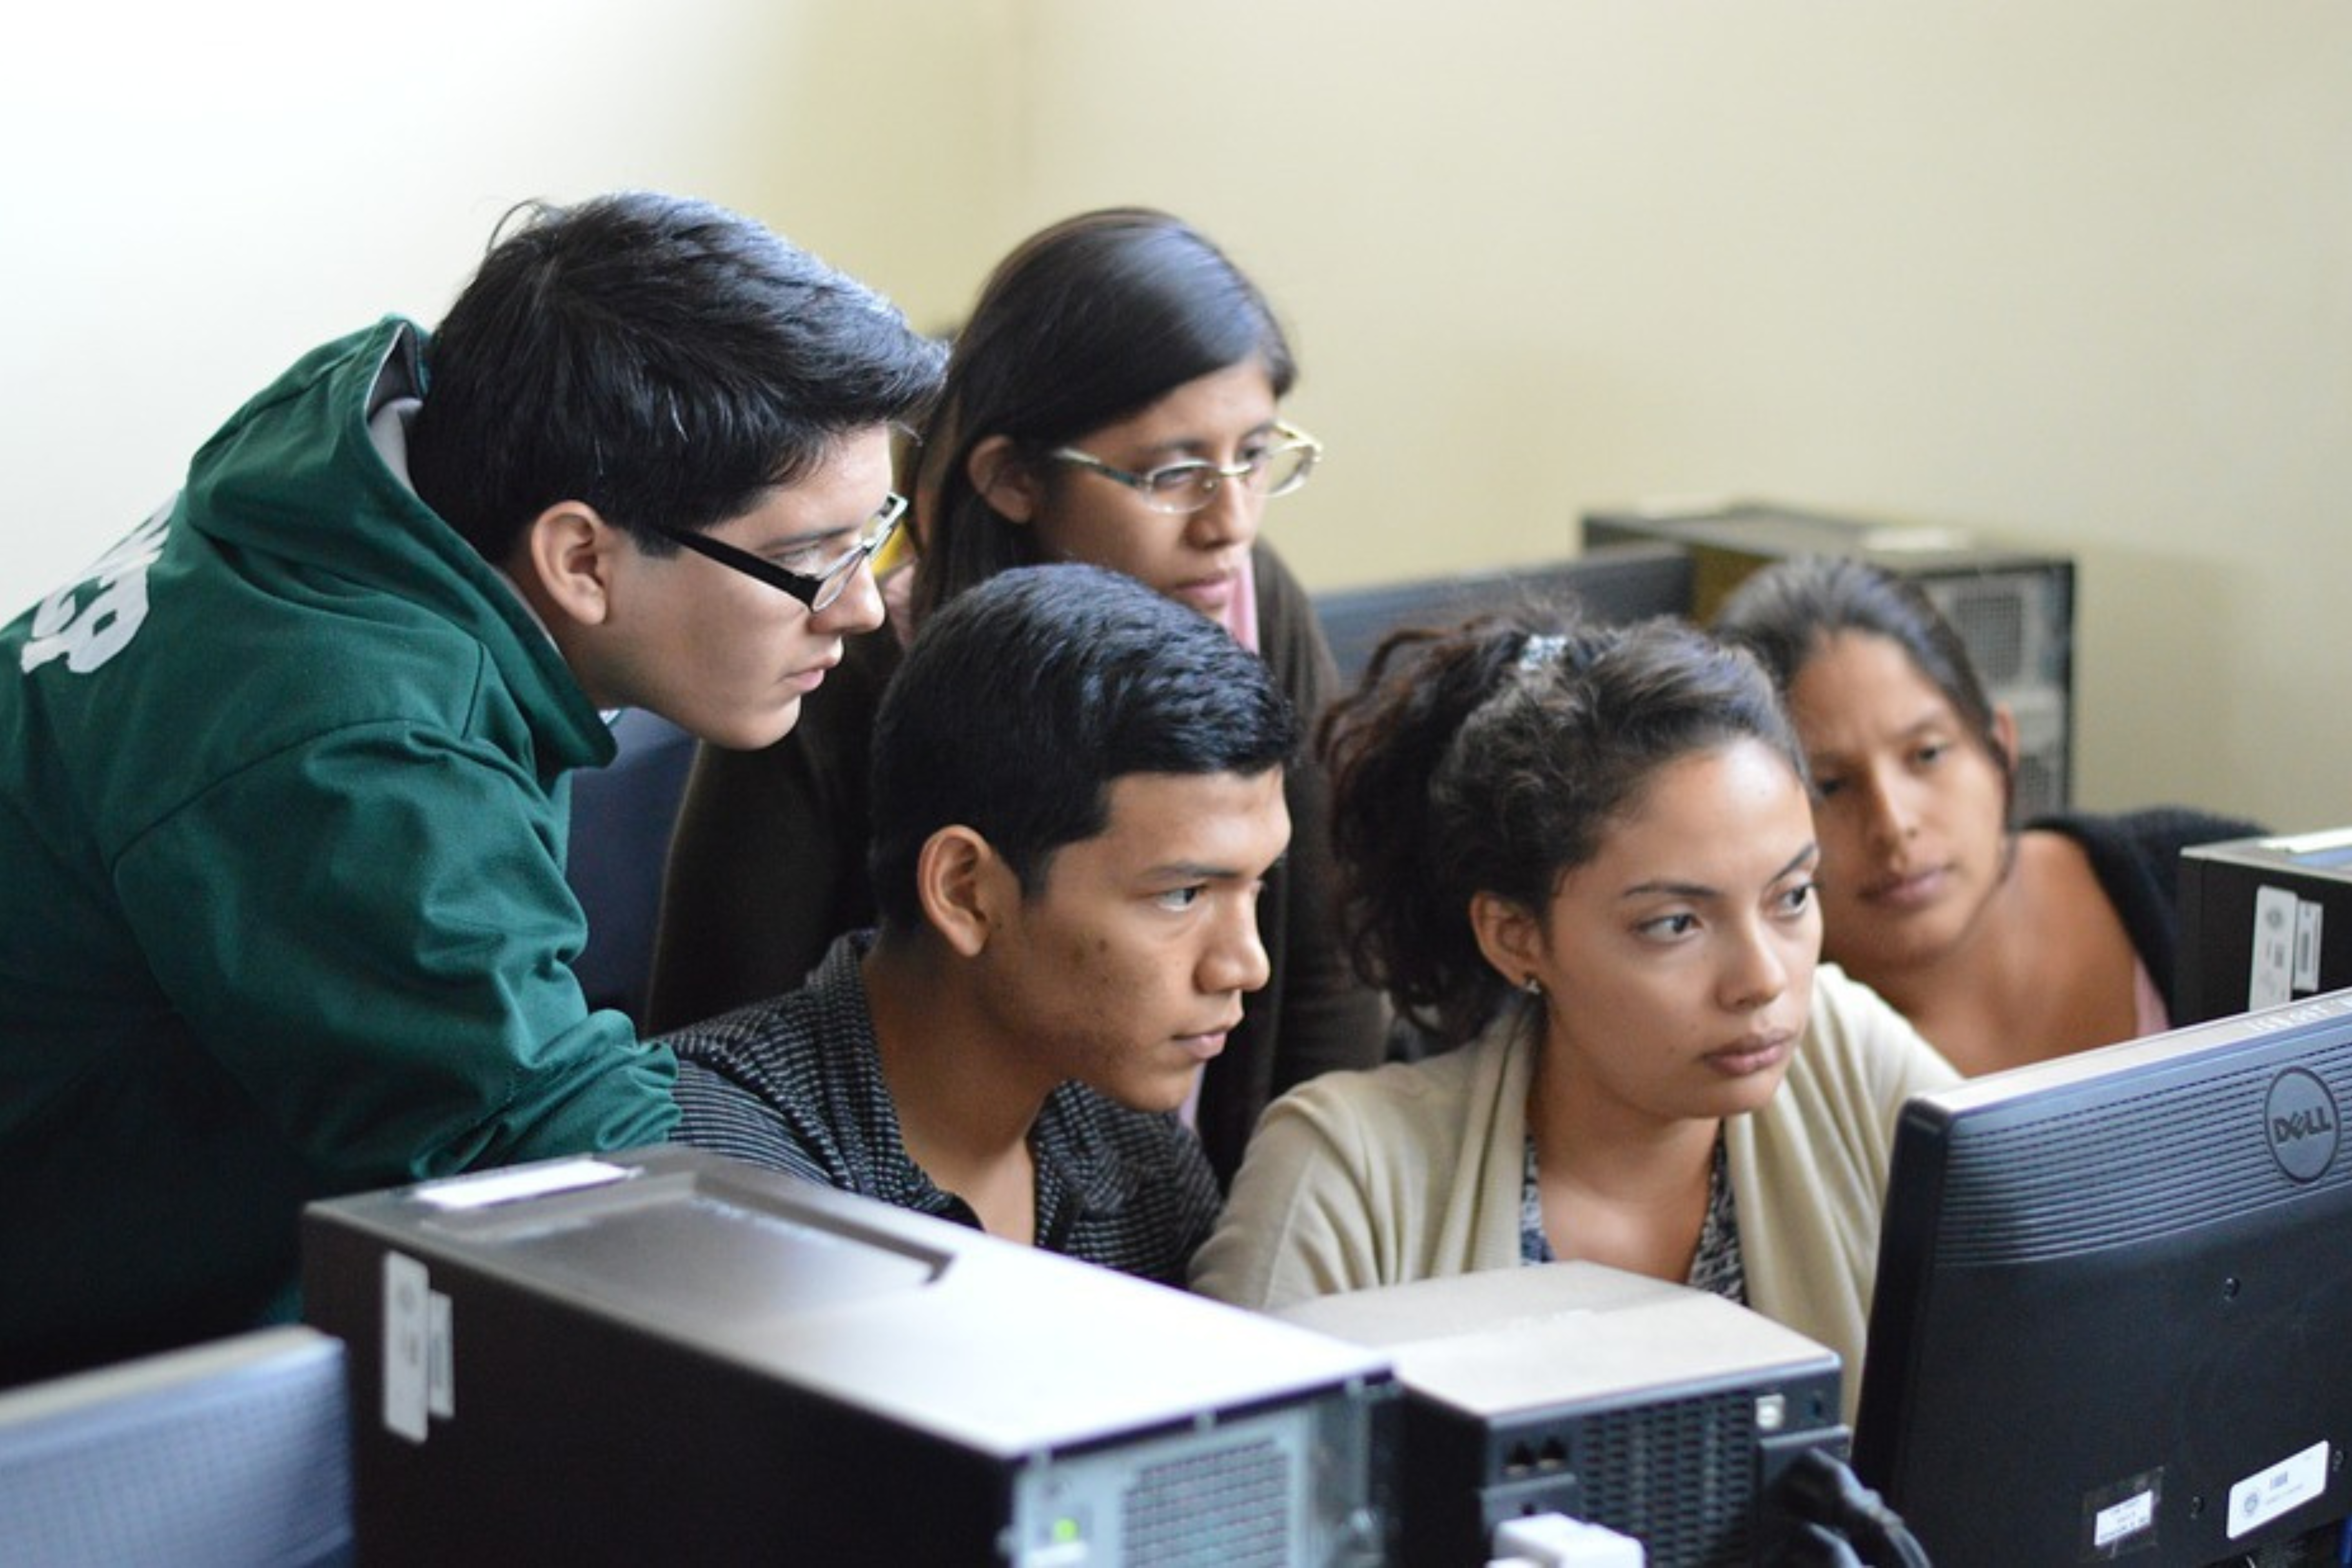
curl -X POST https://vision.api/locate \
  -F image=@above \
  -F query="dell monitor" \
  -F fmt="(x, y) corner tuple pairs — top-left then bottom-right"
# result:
(1853, 987), (2352, 1565)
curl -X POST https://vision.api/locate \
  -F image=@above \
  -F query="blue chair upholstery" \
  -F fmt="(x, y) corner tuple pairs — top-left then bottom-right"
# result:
(565, 709), (698, 1026)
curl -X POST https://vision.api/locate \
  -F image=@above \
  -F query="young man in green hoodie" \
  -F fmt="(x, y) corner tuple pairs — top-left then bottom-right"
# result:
(0, 192), (945, 1384)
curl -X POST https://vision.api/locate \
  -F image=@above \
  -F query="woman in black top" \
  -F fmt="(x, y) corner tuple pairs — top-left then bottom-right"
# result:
(1716, 554), (2263, 1073)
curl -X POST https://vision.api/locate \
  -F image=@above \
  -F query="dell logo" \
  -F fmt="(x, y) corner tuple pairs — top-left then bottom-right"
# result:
(2274, 1109), (2335, 1142)
(2264, 1069), (2341, 1182)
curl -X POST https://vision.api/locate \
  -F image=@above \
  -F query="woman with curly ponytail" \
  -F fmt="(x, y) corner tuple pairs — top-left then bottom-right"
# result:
(1192, 609), (1957, 1423)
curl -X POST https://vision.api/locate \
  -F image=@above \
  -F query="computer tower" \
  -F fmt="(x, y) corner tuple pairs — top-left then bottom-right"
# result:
(1581, 501), (2076, 817)
(302, 1147), (1396, 1566)
(2178, 828), (2352, 1025)
(1276, 1262), (1847, 1568)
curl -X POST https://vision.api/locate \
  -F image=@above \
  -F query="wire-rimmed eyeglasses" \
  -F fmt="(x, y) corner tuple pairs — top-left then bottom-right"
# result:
(650, 493), (909, 611)
(1046, 423), (1321, 515)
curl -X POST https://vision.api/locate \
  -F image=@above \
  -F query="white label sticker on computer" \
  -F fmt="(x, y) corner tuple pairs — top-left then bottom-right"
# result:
(2092, 1488), (2154, 1549)
(2250, 886), (2301, 1009)
(2227, 1440), (2328, 1539)
(384, 1251), (432, 1443)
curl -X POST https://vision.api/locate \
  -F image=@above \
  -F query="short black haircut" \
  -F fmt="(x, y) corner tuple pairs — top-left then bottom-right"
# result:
(409, 191), (945, 562)
(869, 562), (1299, 930)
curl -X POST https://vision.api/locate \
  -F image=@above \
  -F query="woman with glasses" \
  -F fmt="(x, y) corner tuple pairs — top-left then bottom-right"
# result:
(648, 207), (1387, 1185)
(1189, 610), (1957, 1422)
(1714, 555), (2266, 1074)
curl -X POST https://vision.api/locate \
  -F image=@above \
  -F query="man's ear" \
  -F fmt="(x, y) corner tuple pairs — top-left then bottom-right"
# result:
(1468, 890), (1545, 993)
(512, 501), (620, 628)
(916, 826), (1011, 958)
(965, 436), (1042, 525)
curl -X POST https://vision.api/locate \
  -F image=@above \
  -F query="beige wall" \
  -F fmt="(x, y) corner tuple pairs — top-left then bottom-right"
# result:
(0, 0), (1012, 606)
(5, 2), (2347, 831)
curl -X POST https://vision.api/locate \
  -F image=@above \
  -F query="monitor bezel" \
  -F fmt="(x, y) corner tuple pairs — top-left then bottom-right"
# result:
(1853, 989), (2352, 1565)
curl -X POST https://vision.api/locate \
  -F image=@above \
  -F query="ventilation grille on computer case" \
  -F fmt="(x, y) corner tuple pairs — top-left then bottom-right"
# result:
(1927, 581), (2028, 686)
(1121, 1434), (1292, 1567)
(1915, 570), (2071, 818)
(2011, 751), (2060, 822)
(1528, 1387), (1762, 1567)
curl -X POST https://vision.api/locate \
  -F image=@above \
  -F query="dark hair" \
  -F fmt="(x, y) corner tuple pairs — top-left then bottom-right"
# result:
(1711, 555), (2012, 794)
(409, 191), (947, 562)
(1322, 610), (1805, 1046)
(908, 208), (1296, 624)
(869, 562), (1299, 930)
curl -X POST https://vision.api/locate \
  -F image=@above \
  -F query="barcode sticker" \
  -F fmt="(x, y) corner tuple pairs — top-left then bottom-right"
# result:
(2293, 900), (2324, 993)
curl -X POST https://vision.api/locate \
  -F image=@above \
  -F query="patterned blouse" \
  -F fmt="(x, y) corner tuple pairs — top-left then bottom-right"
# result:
(1517, 1131), (1748, 1303)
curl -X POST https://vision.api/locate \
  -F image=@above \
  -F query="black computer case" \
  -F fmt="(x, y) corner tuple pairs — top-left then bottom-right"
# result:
(1278, 1262), (1847, 1566)
(2178, 828), (2352, 1025)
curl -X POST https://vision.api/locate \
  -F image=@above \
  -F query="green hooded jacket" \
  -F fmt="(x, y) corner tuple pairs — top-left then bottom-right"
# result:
(0, 319), (678, 1381)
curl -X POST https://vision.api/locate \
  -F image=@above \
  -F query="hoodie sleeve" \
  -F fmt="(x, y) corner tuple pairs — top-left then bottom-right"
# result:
(111, 716), (677, 1191)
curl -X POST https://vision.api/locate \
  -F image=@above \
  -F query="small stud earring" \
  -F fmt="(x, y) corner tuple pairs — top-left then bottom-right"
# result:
(1522, 976), (1544, 998)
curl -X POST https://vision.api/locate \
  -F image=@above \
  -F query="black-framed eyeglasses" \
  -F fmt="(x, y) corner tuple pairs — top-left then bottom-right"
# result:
(1046, 422), (1322, 515)
(650, 493), (909, 611)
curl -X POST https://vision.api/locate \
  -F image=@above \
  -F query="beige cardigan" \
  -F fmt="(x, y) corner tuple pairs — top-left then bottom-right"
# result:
(1189, 964), (1958, 1423)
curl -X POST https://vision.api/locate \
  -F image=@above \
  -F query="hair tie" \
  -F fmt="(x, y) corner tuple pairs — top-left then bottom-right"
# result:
(1519, 633), (1567, 672)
